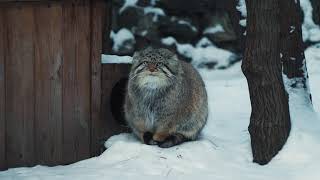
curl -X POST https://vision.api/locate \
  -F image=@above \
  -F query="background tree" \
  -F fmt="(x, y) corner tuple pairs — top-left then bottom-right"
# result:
(242, 0), (291, 165)
(226, 0), (246, 53)
(280, 0), (312, 104)
(243, 0), (313, 165)
(310, 0), (320, 26)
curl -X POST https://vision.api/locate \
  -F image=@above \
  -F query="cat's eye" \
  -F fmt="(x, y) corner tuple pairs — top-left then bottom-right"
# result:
(142, 62), (148, 66)
(156, 62), (163, 67)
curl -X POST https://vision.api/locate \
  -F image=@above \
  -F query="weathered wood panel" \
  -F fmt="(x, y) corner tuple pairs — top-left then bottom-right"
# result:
(90, 1), (106, 156)
(0, 7), (6, 170)
(33, 3), (63, 165)
(5, 5), (36, 167)
(0, 0), (112, 170)
(62, 2), (91, 163)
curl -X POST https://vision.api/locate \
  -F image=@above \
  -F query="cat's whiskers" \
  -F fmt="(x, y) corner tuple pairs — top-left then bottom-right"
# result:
(130, 73), (141, 80)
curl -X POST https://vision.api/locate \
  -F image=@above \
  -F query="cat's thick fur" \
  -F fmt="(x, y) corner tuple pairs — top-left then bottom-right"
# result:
(124, 47), (208, 148)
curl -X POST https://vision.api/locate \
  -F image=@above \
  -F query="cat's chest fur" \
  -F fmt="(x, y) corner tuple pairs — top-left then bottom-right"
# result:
(138, 94), (164, 130)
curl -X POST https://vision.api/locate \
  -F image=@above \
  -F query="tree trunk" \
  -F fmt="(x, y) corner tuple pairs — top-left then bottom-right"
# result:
(310, 0), (320, 25)
(280, 0), (312, 102)
(242, 0), (291, 165)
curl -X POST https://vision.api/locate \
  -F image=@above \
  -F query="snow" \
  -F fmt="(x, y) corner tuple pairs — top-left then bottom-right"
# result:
(237, 0), (247, 27)
(203, 24), (224, 34)
(161, 36), (236, 69)
(119, 0), (138, 14)
(2, 44), (320, 180)
(237, 0), (247, 18)
(236, 0), (320, 39)
(239, 19), (247, 27)
(150, 0), (159, 6)
(101, 54), (132, 64)
(143, 7), (165, 22)
(178, 20), (198, 32)
(143, 7), (165, 15)
(196, 37), (214, 48)
(119, 0), (165, 22)
(300, 0), (320, 42)
(305, 43), (320, 109)
(290, 26), (296, 33)
(161, 36), (176, 45)
(119, 0), (166, 22)
(191, 47), (236, 69)
(110, 28), (135, 52)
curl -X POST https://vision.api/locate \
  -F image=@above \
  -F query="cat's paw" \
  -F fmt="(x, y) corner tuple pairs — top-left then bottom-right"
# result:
(158, 134), (187, 148)
(148, 139), (158, 145)
(158, 140), (175, 148)
(143, 132), (158, 145)
(143, 132), (153, 144)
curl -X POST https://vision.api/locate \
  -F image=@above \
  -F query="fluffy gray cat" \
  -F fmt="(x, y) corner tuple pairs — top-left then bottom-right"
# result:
(124, 47), (208, 148)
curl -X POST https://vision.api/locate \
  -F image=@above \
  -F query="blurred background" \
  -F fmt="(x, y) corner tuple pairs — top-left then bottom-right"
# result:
(103, 0), (320, 69)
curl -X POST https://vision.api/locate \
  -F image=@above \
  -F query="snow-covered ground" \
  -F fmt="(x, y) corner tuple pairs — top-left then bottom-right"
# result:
(301, 0), (320, 42)
(1, 44), (320, 180)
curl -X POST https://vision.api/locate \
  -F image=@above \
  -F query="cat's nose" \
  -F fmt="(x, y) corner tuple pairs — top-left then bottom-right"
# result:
(148, 64), (157, 72)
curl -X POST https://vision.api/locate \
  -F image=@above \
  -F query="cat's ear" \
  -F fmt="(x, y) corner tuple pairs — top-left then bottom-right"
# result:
(172, 55), (179, 61)
(133, 51), (140, 58)
(168, 54), (179, 69)
(144, 46), (153, 52)
(170, 55), (179, 63)
(132, 51), (140, 63)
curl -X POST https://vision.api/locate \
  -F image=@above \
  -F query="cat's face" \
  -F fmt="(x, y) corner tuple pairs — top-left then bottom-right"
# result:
(130, 48), (180, 89)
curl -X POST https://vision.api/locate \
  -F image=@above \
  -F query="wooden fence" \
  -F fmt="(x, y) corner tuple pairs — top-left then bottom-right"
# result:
(0, 0), (125, 170)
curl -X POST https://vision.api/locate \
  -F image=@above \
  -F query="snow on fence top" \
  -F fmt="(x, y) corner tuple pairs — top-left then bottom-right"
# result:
(101, 54), (133, 64)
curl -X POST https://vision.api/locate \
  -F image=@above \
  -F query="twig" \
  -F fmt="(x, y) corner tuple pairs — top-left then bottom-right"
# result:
(166, 168), (173, 178)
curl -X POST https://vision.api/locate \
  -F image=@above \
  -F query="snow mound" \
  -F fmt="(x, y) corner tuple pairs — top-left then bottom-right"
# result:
(203, 24), (225, 34)
(161, 36), (237, 69)
(143, 6), (165, 22)
(110, 28), (135, 53)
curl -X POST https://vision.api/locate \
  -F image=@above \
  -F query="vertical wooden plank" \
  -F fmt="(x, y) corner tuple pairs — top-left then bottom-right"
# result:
(102, 0), (112, 53)
(62, 1), (91, 163)
(90, 1), (105, 156)
(34, 3), (63, 165)
(0, 6), (7, 170)
(5, 5), (35, 167)
(75, 3), (91, 159)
